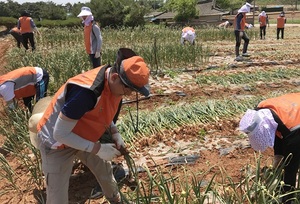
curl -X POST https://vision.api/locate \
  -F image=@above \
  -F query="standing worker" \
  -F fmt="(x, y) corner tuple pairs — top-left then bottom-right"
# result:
(0, 66), (49, 112)
(258, 11), (269, 40)
(78, 7), (102, 68)
(17, 10), (40, 51)
(36, 48), (150, 204)
(239, 92), (300, 204)
(234, 3), (252, 61)
(9, 27), (23, 48)
(180, 26), (196, 45)
(277, 11), (287, 40)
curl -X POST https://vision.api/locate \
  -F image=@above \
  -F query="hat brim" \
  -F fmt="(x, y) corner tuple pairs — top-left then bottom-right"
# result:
(77, 10), (92, 17)
(118, 69), (150, 97)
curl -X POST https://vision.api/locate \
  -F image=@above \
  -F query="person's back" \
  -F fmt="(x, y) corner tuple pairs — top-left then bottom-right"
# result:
(277, 11), (286, 39)
(17, 10), (39, 51)
(181, 27), (196, 45)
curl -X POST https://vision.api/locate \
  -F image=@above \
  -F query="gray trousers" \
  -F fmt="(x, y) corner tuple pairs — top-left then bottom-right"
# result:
(40, 144), (120, 204)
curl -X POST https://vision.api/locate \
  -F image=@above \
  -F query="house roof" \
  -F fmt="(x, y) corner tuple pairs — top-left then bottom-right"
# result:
(145, 0), (229, 21)
(196, 0), (229, 16)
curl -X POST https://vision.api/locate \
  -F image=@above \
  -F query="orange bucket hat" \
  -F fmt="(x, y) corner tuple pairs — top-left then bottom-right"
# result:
(118, 56), (150, 96)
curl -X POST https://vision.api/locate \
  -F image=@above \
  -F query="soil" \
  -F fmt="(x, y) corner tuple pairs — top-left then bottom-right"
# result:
(1, 24), (300, 204)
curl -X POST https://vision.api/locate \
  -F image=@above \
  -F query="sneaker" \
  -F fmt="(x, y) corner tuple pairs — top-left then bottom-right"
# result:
(242, 53), (250, 57)
(235, 55), (243, 61)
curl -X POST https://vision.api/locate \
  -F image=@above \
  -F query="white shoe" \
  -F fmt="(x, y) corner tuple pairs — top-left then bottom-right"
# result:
(242, 53), (250, 57)
(235, 56), (243, 61)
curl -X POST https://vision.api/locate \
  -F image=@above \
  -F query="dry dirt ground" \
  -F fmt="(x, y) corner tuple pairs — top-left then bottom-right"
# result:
(1, 24), (300, 203)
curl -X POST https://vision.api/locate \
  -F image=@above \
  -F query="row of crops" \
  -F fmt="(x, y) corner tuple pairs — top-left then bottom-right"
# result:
(1, 25), (300, 203)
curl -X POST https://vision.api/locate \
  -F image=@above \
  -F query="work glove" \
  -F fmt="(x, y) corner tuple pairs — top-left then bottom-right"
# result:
(96, 143), (121, 161)
(273, 154), (284, 169)
(95, 51), (101, 58)
(239, 31), (243, 38)
(112, 133), (125, 149)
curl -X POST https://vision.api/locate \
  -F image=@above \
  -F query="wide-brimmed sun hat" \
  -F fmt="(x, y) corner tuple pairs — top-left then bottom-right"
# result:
(118, 55), (150, 97)
(239, 109), (278, 151)
(77, 7), (92, 17)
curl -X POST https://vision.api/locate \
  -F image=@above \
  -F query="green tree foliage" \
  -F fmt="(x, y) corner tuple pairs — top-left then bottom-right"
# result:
(216, 0), (250, 13)
(0, 0), (148, 27)
(164, 0), (197, 22)
(0, 0), (22, 18)
(89, 0), (147, 28)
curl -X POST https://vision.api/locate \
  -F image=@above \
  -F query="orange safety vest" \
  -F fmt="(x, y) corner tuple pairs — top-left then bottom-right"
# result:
(84, 23), (93, 54)
(258, 92), (300, 132)
(182, 27), (195, 33)
(0, 67), (37, 99)
(37, 65), (122, 149)
(259, 15), (267, 27)
(18, 16), (33, 33)
(234, 13), (246, 31)
(277, 16), (286, 28)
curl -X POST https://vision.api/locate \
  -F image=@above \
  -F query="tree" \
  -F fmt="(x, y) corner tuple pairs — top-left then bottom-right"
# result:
(164, 0), (197, 22)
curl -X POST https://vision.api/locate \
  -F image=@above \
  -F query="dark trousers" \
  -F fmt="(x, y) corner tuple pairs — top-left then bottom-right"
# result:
(260, 26), (266, 39)
(234, 30), (249, 57)
(89, 54), (101, 68)
(274, 129), (300, 203)
(277, 28), (284, 39)
(22, 32), (35, 50)
(10, 32), (23, 48)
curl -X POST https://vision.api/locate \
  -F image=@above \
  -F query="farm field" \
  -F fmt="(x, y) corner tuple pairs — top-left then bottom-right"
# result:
(1, 23), (300, 203)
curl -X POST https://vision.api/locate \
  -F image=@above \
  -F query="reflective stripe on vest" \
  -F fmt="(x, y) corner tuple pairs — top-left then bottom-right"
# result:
(37, 65), (122, 149)
(258, 92), (300, 131)
(0, 67), (37, 99)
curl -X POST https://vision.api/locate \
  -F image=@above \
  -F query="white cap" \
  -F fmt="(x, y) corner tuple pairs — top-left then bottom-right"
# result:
(239, 109), (278, 151)
(77, 7), (92, 17)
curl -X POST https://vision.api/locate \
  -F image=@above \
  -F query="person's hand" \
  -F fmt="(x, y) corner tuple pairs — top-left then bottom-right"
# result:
(239, 31), (243, 37)
(112, 133), (125, 149)
(95, 51), (101, 58)
(273, 155), (284, 168)
(96, 143), (121, 161)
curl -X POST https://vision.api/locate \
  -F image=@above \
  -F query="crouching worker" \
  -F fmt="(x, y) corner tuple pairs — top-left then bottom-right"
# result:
(35, 48), (150, 204)
(239, 92), (300, 204)
(9, 27), (23, 48)
(181, 26), (196, 45)
(0, 66), (49, 112)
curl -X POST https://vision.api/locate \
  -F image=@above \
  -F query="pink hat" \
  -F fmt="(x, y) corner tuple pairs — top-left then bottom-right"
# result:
(239, 109), (278, 151)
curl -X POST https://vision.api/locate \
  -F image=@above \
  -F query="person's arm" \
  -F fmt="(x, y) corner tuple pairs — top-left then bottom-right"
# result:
(30, 18), (40, 34)
(53, 85), (97, 151)
(17, 20), (21, 30)
(0, 82), (15, 108)
(236, 13), (243, 31)
(93, 25), (102, 54)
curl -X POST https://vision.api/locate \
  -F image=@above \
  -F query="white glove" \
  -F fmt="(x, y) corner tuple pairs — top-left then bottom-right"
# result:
(95, 51), (101, 58)
(112, 133), (125, 149)
(96, 143), (121, 161)
(239, 31), (243, 37)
